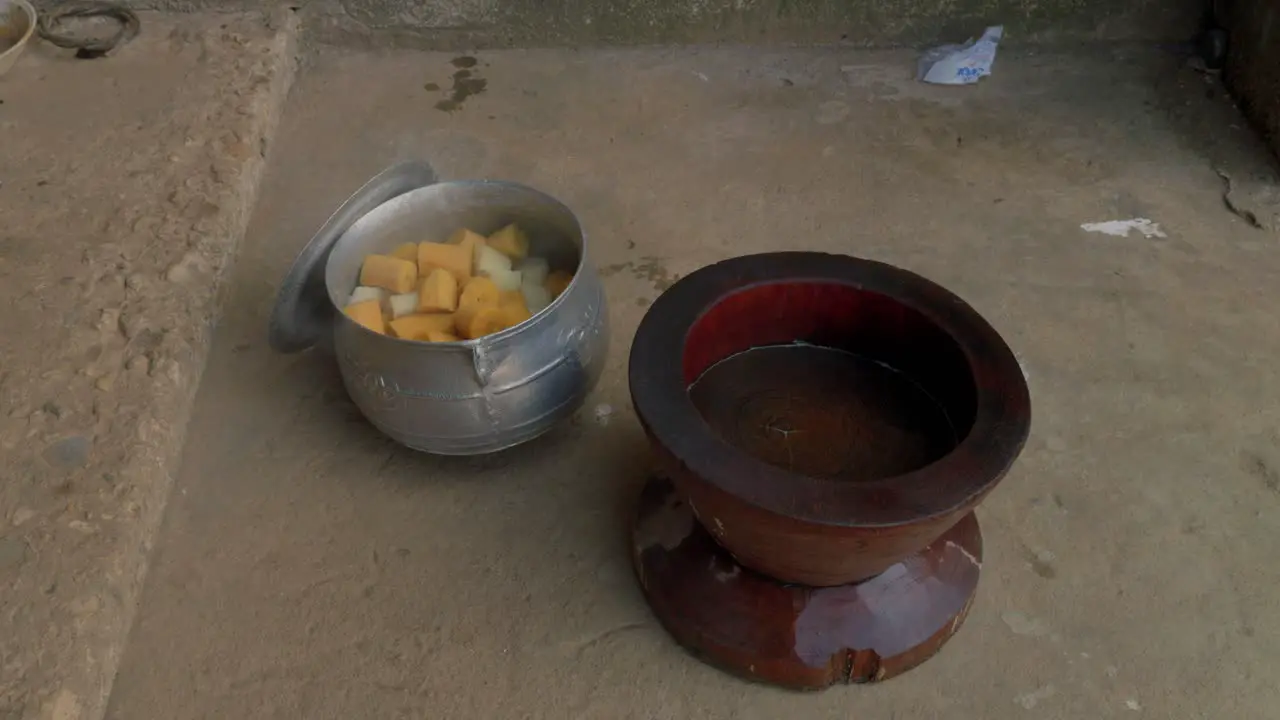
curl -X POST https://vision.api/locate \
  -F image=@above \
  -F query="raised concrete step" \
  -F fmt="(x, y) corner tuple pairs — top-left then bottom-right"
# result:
(134, 0), (1202, 47)
(0, 11), (298, 719)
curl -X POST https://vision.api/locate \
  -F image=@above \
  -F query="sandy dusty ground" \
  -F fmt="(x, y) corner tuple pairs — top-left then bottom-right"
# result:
(92, 43), (1280, 719)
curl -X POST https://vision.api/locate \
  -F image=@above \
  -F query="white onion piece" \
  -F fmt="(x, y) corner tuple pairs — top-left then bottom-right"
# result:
(521, 281), (552, 313)
(476, 244), (513, 278)
(348, 286), (386, 306)
(519, 257), (549, 286)
(489, 268), (523, 292)
(388, 292), (418, 318)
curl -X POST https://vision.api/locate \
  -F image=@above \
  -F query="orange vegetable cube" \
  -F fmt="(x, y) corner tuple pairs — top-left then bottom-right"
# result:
(417, 241), (473, 283)
(458, 276), (500, 311)
(359, 254), (417, 294)
(343, 299), (386, 334)
(487, 223), (529, 260)
(545, 270), (573, 299)
(389, 313), (456, 341)
(391, 243), (419, 263)
(456, 305), (507, 340)
(417, 268), (459, 313)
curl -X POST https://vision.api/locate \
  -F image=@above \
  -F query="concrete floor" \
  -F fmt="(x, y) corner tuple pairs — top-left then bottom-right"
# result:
(104, 45), (1280, 718)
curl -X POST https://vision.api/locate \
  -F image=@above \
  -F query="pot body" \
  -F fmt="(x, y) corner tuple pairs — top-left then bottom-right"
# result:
(326, 181), (609, 455)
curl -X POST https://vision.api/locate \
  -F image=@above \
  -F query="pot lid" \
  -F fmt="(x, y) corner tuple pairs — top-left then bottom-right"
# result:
(268, 161), (439, 353)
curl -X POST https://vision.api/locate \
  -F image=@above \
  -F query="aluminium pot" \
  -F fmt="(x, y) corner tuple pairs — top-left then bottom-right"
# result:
(269, 161), (609, 455)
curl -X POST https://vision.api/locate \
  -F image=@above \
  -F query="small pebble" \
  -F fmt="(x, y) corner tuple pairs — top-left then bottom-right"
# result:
(43, 435), (91, 469)
(166, 263), (193, 284)
(96, 308), (120, 333)
(119, 314), (148, 340)
(0, 536), (27, 571)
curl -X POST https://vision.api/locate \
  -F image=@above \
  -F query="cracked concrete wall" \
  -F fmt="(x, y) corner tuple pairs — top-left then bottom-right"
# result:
(1225, 0), (1280, 157)
(118, 0), (1202, 47)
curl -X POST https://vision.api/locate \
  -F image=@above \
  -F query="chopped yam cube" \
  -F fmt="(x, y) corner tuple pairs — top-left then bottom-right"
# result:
(521, 281), (551, 314)
(458, 276), (500, 311)
(417, 241), (473, 283)
(448, 228), (487, 247)
(389, 313), (457, 340)
(388, 292), (418, 319)
(519, 257), (549, 286)
(545, 270), (573, 299)
(348, 286), (388, 310)
(359, 254), (417, 294)
(499, 302), (532, 329)
(417, 268), (459, 313)
(488, 268), (522, 292)
(425, 329), (459, 343)
(456, 305), (507, 340)
(344, 299), (386, 334)
(449, 229), (488, 271)
(456, 231), (489, 270)
(391, 243), (419, 263)
(476, 241), (522, 290)
(499, 289), (528, 312)
(476, 243), (513, 276)
(487, 223), (529, 260)
(498, 290), (532, 327)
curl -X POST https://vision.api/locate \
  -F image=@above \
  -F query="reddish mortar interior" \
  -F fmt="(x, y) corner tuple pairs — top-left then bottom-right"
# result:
(681, 281), (980, 441)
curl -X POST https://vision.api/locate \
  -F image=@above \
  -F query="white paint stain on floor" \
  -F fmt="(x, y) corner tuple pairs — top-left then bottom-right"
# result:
(1014, 684), (1056, 709)
(593, 403), (614, 426)
(1002, 610), (1051, 637)
(1080, 218), (1168, 238)
(815, 100), (851, 124)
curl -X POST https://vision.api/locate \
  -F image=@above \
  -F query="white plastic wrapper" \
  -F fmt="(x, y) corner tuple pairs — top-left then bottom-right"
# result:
(918, 26), (1003, 85)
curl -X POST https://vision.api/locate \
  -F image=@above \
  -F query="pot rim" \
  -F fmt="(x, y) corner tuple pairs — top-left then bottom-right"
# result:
(628, 251), (1032, 528)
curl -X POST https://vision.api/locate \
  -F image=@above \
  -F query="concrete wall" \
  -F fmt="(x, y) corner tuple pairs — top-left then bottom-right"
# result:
(1225, 0), (1280, 157)
(118, 0), (1203, 48)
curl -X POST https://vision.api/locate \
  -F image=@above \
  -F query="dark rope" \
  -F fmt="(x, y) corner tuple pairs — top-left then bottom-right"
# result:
(37, 1), (139, 59)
